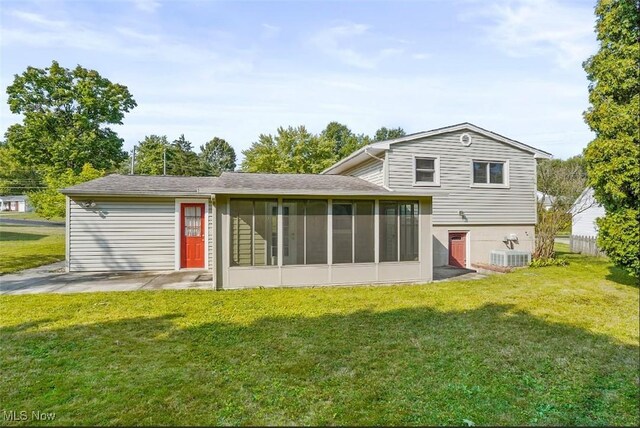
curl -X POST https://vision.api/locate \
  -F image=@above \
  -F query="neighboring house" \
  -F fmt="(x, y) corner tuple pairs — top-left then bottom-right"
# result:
(570, 187), (605, 238)
(61, 122), (552, 289)
(0, 195), (30, 212)
(536, 191), (555, 211)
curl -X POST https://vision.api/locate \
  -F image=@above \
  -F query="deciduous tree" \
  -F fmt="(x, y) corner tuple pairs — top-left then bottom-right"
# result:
(4, 61), (136, 174)
(534, 156), (591, 260)
(28, 164), (103, 218)
(374, 126), (406, 142)
(199, 137), (236, 176)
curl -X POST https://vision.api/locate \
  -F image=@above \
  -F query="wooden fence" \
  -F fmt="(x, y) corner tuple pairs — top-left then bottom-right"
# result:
(570, 235), (605, 257)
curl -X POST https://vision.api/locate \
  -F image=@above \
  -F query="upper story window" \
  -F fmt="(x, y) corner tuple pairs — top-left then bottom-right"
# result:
(414, 156), (440, 186)
(473, 161), (507, 185)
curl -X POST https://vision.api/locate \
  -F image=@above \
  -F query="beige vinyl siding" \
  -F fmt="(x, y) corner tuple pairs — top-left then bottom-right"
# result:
(386, 131), (537, 225)
(68, 198), (175, 271)
(344, 156), (384, 187)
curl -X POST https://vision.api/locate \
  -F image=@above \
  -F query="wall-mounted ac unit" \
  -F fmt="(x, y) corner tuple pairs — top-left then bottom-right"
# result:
(490, 250), (531, 267)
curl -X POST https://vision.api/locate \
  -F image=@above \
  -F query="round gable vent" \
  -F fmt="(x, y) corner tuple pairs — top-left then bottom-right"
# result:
(460, 133), (472, 146)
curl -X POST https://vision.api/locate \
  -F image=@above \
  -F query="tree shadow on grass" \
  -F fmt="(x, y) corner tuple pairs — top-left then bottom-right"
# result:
(606, 266), (639, 287)
(0, 230), (47, 241)
(1, 305), (638, 426)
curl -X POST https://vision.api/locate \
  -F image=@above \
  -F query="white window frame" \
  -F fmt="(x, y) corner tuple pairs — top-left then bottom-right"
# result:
(470, 159), (510, 188)
(413, 155), (441, 187)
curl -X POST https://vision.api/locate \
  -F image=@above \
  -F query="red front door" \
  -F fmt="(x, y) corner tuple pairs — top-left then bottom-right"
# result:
(181, 203), (205, 268)
(448, 232), (467, 268)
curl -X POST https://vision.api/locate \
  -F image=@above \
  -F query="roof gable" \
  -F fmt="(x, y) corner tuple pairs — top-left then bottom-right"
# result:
(323, 122), (553, 175)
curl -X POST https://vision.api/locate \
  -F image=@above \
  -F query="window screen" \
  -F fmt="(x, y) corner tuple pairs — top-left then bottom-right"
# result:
(400, 202), (419, 261)
(379, 202), (398, 262)
(332, 202), (353, 264)
(380, 201), (419, 262)
(354, 201), (374, 263)
(230, 199), (277, 266)
(306, 200), (328, 264)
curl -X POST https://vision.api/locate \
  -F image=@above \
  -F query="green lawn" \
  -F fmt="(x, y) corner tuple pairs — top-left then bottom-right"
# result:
(0, 225), (65, 274)
(0, 251), (638, 426)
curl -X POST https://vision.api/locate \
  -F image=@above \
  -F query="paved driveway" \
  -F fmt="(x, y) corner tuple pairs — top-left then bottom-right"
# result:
(0, 262), (213, 295)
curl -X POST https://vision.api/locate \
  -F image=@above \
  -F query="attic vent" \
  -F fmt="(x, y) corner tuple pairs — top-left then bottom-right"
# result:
(490, 250), (531, 267)
(460, 133), (472, 146)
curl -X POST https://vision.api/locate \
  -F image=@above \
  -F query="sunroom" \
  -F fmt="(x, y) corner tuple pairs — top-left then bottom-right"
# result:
(206, 173), (439, 289)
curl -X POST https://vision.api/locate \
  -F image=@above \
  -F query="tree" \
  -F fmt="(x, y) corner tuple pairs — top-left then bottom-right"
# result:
(28, 163), (103, 218)
(135, 135), (170, 175)
(168, 135), (200, 176)
(321, 121), (371, 159)
(534, 156), (591, 260)
(0, 142), (43, 195)
(583, 0), (639, 276)
(199, 137), (236, 176)
(4, 61), (136, 174)
(374, 126), (406, 142)
(242, 126), (336, 173)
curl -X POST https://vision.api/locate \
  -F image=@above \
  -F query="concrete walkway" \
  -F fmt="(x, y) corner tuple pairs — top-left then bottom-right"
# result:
(433, 266), (488, 282)
(0, 262), (213, 295)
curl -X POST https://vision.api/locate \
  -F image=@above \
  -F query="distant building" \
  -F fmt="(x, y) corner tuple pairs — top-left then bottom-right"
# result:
(536, 191), (555, 211)
(0, 195), (30, 212)
(570, 188), (605, 238)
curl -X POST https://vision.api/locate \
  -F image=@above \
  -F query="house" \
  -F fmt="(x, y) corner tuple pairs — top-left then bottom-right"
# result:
(0, 195), (30, 212)
(61, 122), (552, 289)
(570, 187), (605, 238)
(536, 191), (555, 210)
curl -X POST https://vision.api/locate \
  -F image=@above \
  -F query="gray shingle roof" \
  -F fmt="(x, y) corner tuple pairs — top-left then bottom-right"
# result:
(61, 174), (217, 196)
(62, 172), (446, 197)
(202, 172), (387, 195)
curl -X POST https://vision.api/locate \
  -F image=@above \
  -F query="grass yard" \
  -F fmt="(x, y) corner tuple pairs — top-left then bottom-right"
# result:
(0, 225), (65, 274)
(0, 250), (638, 426)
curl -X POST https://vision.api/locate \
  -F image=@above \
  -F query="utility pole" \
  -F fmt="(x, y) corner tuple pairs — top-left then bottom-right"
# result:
(130, 146), (136, 175)
(163, 148), (167, 175)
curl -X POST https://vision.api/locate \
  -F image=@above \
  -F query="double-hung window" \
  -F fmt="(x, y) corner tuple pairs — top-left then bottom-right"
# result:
(414, 157), (439, 186)
(472, 161), (507, 186)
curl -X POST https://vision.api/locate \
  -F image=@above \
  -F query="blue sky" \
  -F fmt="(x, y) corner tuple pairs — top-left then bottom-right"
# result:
(1, 0), (597, 160)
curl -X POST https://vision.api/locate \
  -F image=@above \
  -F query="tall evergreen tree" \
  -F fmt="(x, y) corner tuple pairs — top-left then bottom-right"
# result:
(583, 0), (639, 276)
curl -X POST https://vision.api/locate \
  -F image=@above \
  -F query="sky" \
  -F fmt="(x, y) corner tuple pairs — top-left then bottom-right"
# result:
(0, 0), (598, 160)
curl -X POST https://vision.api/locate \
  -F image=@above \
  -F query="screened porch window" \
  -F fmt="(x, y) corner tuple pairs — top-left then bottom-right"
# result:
(380, 201), (419, 262)
(332, 200), (375, 264)
(230, 199), (278, 266)
(282, 199), (328, 265)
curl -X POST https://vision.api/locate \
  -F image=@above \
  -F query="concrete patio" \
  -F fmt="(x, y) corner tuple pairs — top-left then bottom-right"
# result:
(0, 262), (213, 295)
(0, 263), (484, 295)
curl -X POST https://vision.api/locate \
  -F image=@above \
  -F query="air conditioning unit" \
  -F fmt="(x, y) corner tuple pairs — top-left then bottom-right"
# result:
(490, 250), (531, 267)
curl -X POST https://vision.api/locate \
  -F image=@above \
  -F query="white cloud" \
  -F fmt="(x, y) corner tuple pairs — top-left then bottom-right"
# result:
(131, 0), (161, 13)
(8, 10), (67, 29)
(412, 53), (430, 60)
(310, 22), (404, 69)
(261, 23), (280, 38)
(473, 0), (596, 68)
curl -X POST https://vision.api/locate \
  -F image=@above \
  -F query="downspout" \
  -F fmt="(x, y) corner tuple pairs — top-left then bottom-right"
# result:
(363, 148), (391, 191)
